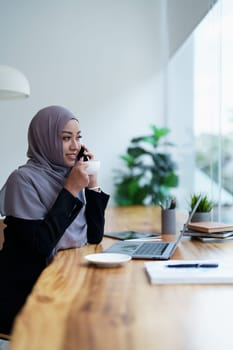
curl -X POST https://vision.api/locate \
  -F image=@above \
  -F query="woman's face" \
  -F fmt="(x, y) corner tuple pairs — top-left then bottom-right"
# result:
(61, 119), (82, 167)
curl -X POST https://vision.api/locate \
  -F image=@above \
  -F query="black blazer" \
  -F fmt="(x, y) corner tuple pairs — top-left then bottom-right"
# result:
(0, 188), (109, 335)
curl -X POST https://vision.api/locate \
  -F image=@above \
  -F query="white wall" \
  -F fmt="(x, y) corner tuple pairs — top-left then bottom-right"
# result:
(0, 0), (215, 205)
(168, 0), (218, 56)
(0, 0), (164, 204)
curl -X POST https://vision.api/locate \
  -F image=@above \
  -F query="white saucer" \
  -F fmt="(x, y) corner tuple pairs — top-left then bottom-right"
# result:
(84, 253), (132, 267)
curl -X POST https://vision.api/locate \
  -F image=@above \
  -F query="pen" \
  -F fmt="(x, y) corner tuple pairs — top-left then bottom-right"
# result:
(166, 263), (219, 268)
(125, 237), (162, 242)
(169, 197), (176, 209)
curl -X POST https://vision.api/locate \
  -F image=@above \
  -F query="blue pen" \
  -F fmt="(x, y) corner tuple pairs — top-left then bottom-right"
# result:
(166, 263), (219, 268)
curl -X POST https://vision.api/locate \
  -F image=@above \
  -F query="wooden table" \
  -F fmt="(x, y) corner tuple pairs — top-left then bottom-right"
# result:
(9, 206), (233, 350)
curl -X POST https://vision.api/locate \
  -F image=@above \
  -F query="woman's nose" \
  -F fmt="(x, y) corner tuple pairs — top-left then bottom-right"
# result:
(70, 139), (79, 149)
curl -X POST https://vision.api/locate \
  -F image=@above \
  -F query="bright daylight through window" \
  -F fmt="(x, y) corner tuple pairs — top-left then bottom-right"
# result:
(194, 0), (233, 222)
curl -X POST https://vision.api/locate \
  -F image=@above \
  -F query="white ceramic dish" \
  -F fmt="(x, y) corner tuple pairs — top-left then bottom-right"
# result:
(84, 253), (131, 267)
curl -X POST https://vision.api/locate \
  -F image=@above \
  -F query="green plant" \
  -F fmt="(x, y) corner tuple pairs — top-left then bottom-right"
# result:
(190, 193), (214, 212)
(113, 125), (179, 206)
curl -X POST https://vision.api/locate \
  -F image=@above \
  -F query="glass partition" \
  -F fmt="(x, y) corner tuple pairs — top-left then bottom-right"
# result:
(194, 0), (233, 221)
(167, 0), (233, 222)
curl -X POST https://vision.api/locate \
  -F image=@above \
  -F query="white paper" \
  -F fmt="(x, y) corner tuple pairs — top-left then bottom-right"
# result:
(144, 260), (233, 284)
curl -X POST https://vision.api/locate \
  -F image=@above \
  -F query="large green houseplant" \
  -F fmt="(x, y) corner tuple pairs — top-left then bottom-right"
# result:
(113, 125), (179, 206)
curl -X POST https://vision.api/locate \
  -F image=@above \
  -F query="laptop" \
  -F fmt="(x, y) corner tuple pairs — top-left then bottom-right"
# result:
(104, 196), (202, 260)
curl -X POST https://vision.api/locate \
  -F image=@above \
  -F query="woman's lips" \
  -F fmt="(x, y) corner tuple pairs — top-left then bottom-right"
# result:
(66, 154), (77, 161)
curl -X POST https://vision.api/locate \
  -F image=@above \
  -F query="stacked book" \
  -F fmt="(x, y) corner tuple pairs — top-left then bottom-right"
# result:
(184, 221), (233, 242)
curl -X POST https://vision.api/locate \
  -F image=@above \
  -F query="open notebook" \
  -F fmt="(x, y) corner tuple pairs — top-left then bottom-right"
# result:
(104, 196), (202, 260)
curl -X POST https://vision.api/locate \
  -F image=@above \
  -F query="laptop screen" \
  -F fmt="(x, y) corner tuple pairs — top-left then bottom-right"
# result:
(175, 195), (202, 246)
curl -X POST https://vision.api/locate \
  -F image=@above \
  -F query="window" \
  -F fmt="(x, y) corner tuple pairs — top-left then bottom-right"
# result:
(166, 0), (233, 221)
(194, 0), (233, 222)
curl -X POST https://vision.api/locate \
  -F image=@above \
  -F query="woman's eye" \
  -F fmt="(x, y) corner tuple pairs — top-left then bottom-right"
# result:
(63, 136), (71, 141)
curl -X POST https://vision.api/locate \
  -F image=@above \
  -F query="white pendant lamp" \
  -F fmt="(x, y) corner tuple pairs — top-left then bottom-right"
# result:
(0, 65), (30, 100)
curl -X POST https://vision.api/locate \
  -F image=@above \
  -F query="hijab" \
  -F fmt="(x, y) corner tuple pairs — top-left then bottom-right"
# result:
(0, 105), (88, 251)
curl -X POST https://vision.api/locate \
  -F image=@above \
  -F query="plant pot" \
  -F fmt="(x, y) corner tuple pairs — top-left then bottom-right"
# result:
(191, 211), (211, 222)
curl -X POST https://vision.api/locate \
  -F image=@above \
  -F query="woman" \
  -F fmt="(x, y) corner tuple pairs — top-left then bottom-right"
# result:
(0, 105), (110, 335)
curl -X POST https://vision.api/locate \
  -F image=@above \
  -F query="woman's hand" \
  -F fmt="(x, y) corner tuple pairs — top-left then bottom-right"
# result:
(78, 145), (99, 188)
(79, 145), (94, 161)
(64, 160), (89, 196)
(84, 147), (99, 188)
(64, 145), (99, 195)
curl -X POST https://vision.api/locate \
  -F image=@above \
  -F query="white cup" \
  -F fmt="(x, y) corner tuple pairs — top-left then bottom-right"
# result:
(85, 160), (100, 175)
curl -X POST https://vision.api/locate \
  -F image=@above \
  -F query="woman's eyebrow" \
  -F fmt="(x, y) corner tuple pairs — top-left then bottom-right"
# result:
(62, 130), (81, 135)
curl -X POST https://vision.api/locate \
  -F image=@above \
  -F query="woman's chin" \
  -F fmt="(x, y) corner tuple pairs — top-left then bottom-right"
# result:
(64, 160), (76, 167)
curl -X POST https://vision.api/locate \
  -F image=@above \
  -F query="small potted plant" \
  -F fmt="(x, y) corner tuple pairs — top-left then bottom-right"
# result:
(189, 193), (214, 222)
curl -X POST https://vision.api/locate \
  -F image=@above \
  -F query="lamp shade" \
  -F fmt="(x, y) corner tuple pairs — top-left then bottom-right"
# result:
(0, 65), (30, 99)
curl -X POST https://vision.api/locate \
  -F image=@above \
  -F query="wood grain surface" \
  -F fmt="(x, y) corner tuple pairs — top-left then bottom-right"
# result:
(8, 206), (233, 350)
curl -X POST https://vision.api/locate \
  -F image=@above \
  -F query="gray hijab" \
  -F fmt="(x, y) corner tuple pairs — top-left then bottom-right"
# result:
(0, 105), (87, 251)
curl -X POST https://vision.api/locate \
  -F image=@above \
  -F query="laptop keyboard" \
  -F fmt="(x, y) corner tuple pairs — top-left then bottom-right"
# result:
(136, 242), (168, 255)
